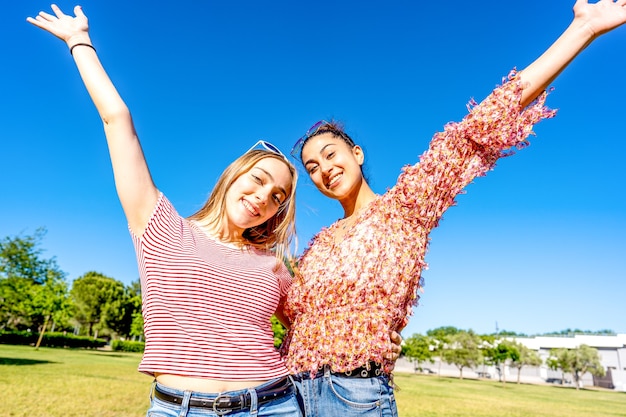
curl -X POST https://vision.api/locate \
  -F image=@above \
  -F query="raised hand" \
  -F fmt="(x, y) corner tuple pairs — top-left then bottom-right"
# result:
(572, 0), (626, 38)
(27, 3), (159, 236)
(27, 4), (89, 45)
(518, 0), (626, 107)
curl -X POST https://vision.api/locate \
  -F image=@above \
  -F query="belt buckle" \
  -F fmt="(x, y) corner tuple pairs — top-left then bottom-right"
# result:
(212, 394), (233, 416)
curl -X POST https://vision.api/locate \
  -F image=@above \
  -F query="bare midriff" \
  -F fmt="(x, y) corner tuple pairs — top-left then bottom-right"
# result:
(155, 373), (270, 393)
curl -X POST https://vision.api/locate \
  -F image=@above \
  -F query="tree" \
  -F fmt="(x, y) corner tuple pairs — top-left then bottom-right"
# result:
(481, 337), (520, 384)
(129, 311), (144, 340)
(126, 279), (143, 340)
(271, 316), (287, 348)
(70, 271), (128, 338)
(0, 229), (69, 333)
(31, 267), (70, 348)
(547, 345), (605, 389)
(427, 326), (460, 376)
(569, 345), (605, 390)
(442, 330), (482, 379)
(547, 348), (572, 385)
(509, 342), (542, 384)
(403, 334), (434, 372)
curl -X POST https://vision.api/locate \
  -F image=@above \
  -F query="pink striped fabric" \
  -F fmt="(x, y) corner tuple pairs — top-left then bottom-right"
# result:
(131, 193), (291, 380)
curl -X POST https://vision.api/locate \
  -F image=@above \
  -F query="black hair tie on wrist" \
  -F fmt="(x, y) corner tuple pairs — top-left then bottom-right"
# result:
(70, 43), (96, 55)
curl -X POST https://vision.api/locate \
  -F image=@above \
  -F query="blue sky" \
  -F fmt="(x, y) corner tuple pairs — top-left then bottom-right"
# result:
(3, 1), (624, 337)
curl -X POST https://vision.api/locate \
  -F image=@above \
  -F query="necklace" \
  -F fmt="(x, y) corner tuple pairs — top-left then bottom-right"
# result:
(340, 216), (354, 230)
(339, 207), (366, 230)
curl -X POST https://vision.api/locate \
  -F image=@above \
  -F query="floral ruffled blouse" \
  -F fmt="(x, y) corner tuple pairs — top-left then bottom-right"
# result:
(282, 71), (556, 376)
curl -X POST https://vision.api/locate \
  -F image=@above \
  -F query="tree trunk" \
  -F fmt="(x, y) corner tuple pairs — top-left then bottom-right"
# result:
(34, 314), (50, 350)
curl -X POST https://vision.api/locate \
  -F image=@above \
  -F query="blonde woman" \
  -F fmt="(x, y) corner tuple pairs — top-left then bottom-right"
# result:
(28, 5), (301, 417)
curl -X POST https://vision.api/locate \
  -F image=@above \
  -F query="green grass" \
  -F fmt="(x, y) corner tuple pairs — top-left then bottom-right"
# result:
(394, 373), (626, 417)
(0, 344), (147, 417)
(1, 344), (625, 417)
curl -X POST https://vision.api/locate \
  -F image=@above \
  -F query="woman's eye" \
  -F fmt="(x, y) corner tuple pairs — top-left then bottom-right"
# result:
(273, 194), (282, 204)
(326, 151), (335, 159)
(251, 174), (262, 184)
(307, 165), (318, 174)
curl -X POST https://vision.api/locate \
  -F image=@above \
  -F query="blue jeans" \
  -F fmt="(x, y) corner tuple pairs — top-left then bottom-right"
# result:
(293, 367), (398, 417)
(146, 377), (303, 417)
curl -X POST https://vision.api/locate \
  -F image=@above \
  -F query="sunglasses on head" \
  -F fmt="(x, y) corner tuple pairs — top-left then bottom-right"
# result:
(246, 140), (289, 161)
(290, 120), (330, 159)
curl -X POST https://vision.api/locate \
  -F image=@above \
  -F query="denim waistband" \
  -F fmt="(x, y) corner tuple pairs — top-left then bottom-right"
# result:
(153, 375), (293, 413)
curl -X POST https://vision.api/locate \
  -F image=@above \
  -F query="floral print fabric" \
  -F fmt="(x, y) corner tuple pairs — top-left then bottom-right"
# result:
(282, 71), (556, 377)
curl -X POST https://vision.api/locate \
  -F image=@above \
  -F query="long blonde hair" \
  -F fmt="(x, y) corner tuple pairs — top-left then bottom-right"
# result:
(188, 150), (298, 263)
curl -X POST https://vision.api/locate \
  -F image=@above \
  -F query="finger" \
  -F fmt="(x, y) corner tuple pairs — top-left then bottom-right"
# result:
(74, 5), (86, 18)
(36, 11), (57, 22)
(50, 4), (65, 18)
(27, 15), (50, 30)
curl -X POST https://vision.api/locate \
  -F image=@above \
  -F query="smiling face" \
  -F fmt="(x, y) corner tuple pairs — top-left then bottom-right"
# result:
(301, 132), (365, 202)
(223, 156), (293, 236)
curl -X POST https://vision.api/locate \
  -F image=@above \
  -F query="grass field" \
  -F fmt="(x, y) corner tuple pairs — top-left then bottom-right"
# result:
(1, 344), (624, 417)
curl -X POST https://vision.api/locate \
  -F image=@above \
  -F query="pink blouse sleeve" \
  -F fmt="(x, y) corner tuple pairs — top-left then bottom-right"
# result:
(389, 71), (557, 231)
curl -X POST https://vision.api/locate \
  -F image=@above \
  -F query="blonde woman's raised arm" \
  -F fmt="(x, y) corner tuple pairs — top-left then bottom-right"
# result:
(28, 5), (159, 236)
(518, 0), (626, 108)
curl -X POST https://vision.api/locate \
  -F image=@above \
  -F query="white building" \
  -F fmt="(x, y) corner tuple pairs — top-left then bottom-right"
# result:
(396, 333), (626, 391)
(512, 333), (626, 391)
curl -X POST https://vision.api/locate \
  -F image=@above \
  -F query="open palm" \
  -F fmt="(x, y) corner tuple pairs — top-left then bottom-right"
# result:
(27, 4), (89, 43)
(573, 0), (626, 37)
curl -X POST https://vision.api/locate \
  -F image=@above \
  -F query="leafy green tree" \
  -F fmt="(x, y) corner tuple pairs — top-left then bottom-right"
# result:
(547, 345), (605, 389)
(427, 326), (460, 375)
(541, 328), (616, 337)
(100, 284), (134, 338)
(71, 272), (128, 338)
(568, 345), (605, 390)
(129, 311), (144, 340)
(271, 316), (287, 348)
(442, 330), (482, 379)
(547, 348), (572, 385)
(494, 329), (528, 337)
(0, 229), (68, 332)
(481, 337), (520, 384)
(509, 342), (542, 384)
(402, 334), (434, 372)
(125, 279), (143, 340)
(31, 267), (70, 348)
(0, 276), (34, 330)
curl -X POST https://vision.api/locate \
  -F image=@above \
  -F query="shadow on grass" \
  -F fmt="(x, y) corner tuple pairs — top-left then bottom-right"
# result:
(0, 356), (56, 365)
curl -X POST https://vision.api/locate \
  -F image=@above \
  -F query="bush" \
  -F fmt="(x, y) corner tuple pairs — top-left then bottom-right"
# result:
(41, 332), (107, 349)
(0, 331), (107, 349)
(0, 330), (36, 345)
(111, 340), (145, 352)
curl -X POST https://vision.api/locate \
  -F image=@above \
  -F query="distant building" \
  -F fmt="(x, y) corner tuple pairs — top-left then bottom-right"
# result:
(512, 333), (626, 391)
(395, 333), (626, 391)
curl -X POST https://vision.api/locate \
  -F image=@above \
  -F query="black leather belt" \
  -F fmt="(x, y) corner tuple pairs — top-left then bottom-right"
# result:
(294, 362), (384, 380)
(339, 362), (383, 378)
(154, 376), (293, 414)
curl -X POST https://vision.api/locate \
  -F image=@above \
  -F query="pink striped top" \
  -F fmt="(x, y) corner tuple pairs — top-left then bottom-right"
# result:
(131, 193), (292, 380)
